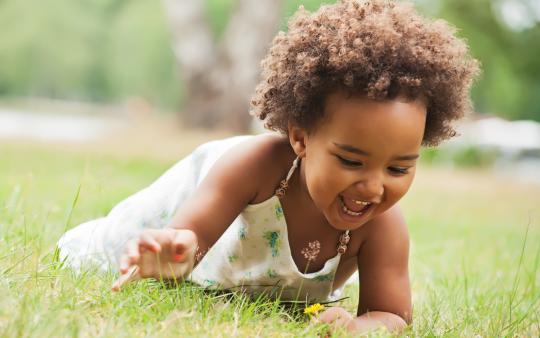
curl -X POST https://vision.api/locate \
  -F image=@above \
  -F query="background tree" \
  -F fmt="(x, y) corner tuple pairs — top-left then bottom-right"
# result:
(161, 0), (282, 131)
(417, 0), (540, 120)
(0, 0), (539, 125)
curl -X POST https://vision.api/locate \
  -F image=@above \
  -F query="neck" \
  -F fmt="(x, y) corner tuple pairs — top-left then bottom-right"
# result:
(288, 158), (327, 220)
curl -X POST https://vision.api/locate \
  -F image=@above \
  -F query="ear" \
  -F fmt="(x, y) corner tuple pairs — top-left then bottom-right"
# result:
(287, 122), (307, 158)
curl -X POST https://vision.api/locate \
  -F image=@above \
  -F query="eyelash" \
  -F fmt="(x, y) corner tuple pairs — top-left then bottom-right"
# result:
(337, 156), (362, 167)
(336, 156), (410, 175)
(388, 167), (410, 175)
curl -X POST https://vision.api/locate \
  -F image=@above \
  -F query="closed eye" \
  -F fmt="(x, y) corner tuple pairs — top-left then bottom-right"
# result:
(336, 155), (363, 167)
(388, 166), (410, 175)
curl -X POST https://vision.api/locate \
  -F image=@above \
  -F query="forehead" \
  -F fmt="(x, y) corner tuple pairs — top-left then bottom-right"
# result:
(317, 92), (427, 150)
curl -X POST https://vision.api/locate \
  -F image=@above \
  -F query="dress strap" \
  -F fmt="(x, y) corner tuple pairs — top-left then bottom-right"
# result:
(274, 156), (351, 255)
(275, 156), (300, 198)
(337, 230), (350, 254)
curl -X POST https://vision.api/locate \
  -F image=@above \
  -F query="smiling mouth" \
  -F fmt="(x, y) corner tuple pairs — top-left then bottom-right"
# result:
(339, 196), (372, 217)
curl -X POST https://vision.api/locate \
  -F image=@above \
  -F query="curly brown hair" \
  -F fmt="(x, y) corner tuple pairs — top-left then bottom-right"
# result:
(250, 0), (480, 146)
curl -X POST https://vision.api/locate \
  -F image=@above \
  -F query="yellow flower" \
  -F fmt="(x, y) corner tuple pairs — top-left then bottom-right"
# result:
(304, 303), (325, 315)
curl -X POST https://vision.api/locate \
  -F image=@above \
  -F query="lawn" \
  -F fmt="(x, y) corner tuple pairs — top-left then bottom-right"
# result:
(1, 138), (539, 337)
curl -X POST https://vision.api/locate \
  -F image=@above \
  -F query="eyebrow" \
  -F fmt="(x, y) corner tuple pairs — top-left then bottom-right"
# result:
(333, 142), (419, 161)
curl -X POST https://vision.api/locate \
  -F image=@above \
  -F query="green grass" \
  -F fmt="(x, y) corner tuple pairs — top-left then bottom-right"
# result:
(1, 141), (539, 337)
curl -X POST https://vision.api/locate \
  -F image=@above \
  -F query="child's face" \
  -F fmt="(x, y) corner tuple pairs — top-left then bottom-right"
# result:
(289, 92), (426, 231)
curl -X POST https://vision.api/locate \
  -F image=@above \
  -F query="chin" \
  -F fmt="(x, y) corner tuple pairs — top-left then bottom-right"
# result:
(324, 213), (366, 232)
(326, 200), (377, 231)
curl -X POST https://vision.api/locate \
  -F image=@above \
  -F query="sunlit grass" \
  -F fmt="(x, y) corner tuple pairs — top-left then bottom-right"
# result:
(1, 140), (539, 337)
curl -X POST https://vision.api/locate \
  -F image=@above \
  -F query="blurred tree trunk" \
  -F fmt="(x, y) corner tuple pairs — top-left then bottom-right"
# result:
(161, 0), (282, 132)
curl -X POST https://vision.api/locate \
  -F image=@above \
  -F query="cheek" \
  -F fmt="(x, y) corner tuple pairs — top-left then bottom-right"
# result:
(384, 174), (416, 205)
(304, 158), (344, 203)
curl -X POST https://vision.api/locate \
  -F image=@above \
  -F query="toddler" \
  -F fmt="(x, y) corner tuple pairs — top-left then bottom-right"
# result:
(58, 0), (479, 333)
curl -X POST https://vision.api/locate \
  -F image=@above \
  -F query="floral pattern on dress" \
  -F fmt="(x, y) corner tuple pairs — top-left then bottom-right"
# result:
(267, 269), (278, 278)
(203, 279), (218, 287)
(313, 271), (335, 282)
(140, 220), (150, 229)
(228, 254), (238, 263)
(263, 230), (281, 257)
(238, 226), (247, 240)
(274, 203), (284, 221)
(159, 210), (169, 222)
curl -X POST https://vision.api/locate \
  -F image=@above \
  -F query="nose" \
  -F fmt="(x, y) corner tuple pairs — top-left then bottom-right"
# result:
(354, 174), (384, 202)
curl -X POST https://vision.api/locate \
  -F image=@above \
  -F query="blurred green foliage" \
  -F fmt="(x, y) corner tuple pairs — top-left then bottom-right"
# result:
(0, 0), (180, 107)
(425, 0), (540, 121)
(0, 0), (538, 121)
(421, 146), (501, 168)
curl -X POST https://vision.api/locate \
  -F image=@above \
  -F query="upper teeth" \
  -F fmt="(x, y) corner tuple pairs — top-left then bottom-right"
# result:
(353, 200), (370, 205)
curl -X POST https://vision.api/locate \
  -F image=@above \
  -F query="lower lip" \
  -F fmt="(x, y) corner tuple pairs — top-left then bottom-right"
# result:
(338, 197), (372, 224)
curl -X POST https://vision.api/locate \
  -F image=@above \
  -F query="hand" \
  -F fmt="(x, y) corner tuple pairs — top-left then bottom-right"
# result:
(111, 228), (198, 292)
(315, 306), (358, 333)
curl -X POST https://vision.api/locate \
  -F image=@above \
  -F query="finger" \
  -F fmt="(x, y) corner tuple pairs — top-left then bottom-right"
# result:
(119, 240), (138, 274)
(119, 253), (131, 274)
(318, 307), (346, 323)
(120, 240), (140, 273)
(317, 309), (334, 323)
(127, 239), (141, 264)
(111, 265), (140, 292)
(172, 244), (186, 263)
(138, 249), (158, 278)
(319, 308), (354, 331)
(139, 233), (161, 253)
(172, 230), (196, 262)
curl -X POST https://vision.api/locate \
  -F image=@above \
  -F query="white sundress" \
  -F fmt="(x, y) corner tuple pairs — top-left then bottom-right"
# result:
(57, 135), (350, 303)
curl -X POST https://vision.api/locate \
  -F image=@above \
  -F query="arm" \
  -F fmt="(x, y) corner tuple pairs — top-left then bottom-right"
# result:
(113, 135), (286, 288)
(166, 135), (286, 258)
(318, 204), (412, 333)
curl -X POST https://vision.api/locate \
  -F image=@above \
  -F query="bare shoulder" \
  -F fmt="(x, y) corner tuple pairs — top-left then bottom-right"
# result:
(171, 133), (294, 250)
(210, 133), (294, 204)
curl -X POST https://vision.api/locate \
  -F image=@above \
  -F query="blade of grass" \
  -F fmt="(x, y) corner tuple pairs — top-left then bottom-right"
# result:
(505, 215), (531, 333)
